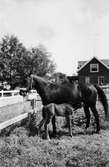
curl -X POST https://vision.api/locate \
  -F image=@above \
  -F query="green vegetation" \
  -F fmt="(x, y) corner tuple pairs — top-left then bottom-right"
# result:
(0, 126), (109, 167)
(0, 35), (56, 89)
(0, 106), (109, 167)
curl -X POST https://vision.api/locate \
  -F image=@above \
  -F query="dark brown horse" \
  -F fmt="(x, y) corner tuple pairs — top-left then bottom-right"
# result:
(24, 74), (108, 133)
(38, 103), (74, 140)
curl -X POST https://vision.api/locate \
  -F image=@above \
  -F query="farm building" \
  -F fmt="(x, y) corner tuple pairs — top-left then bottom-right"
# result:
(77, 57), (109, 85)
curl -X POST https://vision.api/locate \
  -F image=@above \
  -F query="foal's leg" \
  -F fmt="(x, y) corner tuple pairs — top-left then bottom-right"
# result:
(83, 104), (91, 129)
(90, 105), (100, 133)
(44, 118), (51, 140)
(37, 118), (45, 136)
(52, 116), (56, 137)
(38, 107), (47, 136)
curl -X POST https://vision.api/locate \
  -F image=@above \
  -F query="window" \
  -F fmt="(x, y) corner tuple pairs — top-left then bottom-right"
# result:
(90, 64), (99, 72)
(98, 76), (104, 85)
(85, 77), (90, 84)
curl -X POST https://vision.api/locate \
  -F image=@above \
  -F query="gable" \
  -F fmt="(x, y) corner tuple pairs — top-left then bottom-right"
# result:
(78, 57), (109, 72)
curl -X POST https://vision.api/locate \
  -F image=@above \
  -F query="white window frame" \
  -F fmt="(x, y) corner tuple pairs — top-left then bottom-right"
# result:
(90, 63), (99, 73)
(98, 76), (104, 85)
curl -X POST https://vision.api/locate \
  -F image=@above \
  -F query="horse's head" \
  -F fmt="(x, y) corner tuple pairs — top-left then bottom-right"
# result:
(19, 88), (28, 97)
(19, 75), (34, 96)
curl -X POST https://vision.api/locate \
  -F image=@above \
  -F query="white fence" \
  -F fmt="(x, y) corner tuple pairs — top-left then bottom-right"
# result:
(101, 86), (109, 100)
(0, 113), (28, 131)
(0, 90), (19, 97)
(0, 91), (39, 131)
(0, 90), (23, 107)
(101, 85), (109, 93)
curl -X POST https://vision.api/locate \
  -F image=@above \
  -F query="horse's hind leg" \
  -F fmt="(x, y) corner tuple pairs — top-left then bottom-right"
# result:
(90, 105), (100, 133)
(83, 104), (91, 129)
(52, 116), (56, 137)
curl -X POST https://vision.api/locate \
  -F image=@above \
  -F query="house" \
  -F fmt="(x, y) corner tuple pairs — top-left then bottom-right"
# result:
(77, 57), (109, 85)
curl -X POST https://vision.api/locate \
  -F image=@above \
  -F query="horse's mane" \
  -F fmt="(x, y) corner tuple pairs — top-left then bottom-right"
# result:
(48, 82), (59, 90)
(31, 74), (48, 84)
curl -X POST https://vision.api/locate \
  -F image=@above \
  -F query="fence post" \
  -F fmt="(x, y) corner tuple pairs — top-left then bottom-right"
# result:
(31, 98), (37, 112)
(1, 90), (3, 97)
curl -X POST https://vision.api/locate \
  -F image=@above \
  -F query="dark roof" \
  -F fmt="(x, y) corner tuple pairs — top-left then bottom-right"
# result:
(101, 59), (109, 67)
(78, 57), (109, 71)
(78, 61), (87, 69)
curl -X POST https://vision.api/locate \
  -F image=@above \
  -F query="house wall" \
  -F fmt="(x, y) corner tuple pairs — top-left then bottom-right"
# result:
(78, 58), (109, 85)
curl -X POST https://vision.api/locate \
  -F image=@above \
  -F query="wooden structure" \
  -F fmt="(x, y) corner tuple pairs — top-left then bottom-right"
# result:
(78, 57), (109, 85)
(0, 90), (23, 107)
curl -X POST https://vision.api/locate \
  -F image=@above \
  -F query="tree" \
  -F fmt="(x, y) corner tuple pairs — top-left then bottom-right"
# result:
(0, 35), (56, 88)
(25, 45), (56, 77)
(0, 35), (27, 88)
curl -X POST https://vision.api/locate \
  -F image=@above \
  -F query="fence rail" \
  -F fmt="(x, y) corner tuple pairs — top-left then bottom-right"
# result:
(0, 91), (39, 131)
(101, 85), (109, 94)
(0, 90), (19, 97)
(0, 90), (23, 108)
(0, 113), (28, 131)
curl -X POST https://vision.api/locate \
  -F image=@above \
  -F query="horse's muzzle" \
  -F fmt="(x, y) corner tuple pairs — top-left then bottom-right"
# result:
(19, 88), (29, 96)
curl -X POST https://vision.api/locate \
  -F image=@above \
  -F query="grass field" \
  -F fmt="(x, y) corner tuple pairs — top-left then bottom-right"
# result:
(0, 101), (109, 167)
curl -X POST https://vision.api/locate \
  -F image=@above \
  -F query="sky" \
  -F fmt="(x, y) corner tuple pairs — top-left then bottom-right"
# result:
(0, 0), (109, 75)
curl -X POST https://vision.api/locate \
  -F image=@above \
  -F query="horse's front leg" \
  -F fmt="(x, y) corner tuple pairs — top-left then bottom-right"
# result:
(67, 115), (72, 137)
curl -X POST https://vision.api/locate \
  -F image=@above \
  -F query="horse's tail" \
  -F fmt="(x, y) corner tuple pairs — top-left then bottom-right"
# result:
(94, 84), (109, 118)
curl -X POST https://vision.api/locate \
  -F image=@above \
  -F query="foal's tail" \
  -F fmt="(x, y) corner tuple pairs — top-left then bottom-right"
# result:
(94, 84), (109, 118)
